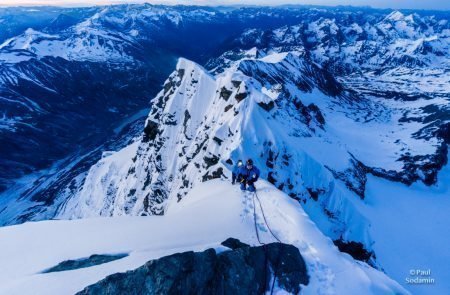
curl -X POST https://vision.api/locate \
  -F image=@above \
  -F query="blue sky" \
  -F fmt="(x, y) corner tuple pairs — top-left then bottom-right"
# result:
(0, 0), (448, 10)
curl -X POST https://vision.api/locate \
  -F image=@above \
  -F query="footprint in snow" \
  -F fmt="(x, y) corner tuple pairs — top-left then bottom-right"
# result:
(257, 223), (268, 232)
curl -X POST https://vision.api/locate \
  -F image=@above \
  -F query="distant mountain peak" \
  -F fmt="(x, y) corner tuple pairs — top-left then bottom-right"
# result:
(384, 10), (405, 21)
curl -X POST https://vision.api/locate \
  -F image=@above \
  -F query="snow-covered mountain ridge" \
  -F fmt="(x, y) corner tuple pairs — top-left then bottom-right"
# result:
(212, 10), (449, 98)
(1, 5), (448, 192)
(0, 5), (448, 295)
(62, 53), (447, 216)
(0, 180), (409, 295)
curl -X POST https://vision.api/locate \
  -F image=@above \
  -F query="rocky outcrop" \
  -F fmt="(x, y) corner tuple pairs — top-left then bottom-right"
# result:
(43, 254), (128, 274)
(333, 239), (374, 265)
(76, 239), (309, 295)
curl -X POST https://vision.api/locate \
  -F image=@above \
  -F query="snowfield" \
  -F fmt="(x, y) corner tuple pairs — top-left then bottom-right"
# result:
(0, 180), (407, 295)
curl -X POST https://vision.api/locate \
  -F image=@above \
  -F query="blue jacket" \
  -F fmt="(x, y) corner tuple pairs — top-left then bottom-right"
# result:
(232, 163), (242, 175)
(238, 165), (260, 182)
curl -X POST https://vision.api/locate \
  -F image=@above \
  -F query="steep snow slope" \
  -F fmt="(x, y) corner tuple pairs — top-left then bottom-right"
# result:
(0, 5), (448, 294)
(362, 159), (450, 295)
(0, 180), (407, 295)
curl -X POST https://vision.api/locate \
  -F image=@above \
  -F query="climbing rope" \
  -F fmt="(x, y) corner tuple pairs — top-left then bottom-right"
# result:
(239, 83), (282, 294)
(250, 190), (282, 295)
(251, 191), (263, 245)
(252, 191), (282, 243)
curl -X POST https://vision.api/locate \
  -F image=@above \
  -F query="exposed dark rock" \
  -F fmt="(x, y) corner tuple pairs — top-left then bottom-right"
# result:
(315, 68), (344, 97)
(183, 110), (192, 139)
(202, 167), (225, 182)
(77, 240), (309, 295)
(212, 137), (223, 145)
(231, 80), (242, 88)
(282, 154), (291, 166)
(364, 142), (448, 186)
(143, 194), (150, 212)
(268, 172), (277, 185)
(373, 90), (424, 101)
(265, 149), (276, 169)
(203, 155), (220, 169)
(307, 103), (325, 126)
(43, 254), (128, 273)
(235, 92), (248, 102)
(326, 159), (368, 199)
(224, 104), (233, 112)
(146, 187), (166, 216)
(143, 120), (159, 142)
(163, 75), (179, 95)
(219, 87), (233, 101)
(258, 101), (275, 111)
(221, 238), (249, 250)
(306, 188), (322, 201)
(163, 113), (178, 126)
(334, 239), (374, 263)
(163, 70), (184, 94)
(437, 122), (450, 144)
(177, 69), (185, 80)
(293, 99), (325, 129)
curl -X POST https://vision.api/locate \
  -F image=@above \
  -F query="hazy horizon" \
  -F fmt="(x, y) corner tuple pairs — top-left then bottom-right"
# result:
(0, 0), (448, 11)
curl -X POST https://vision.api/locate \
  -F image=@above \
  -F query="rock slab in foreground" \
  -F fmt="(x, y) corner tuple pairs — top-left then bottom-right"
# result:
(77, 240), (309, 295)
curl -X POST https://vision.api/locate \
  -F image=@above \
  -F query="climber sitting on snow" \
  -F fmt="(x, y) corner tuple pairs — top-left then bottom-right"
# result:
(238, 159), (260, 192)
(231, 160), (243, 185)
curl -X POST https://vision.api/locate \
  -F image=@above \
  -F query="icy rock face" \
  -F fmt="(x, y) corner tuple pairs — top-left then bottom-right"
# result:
(60, 56), (340, 219)
(76, 240), (309, 295)
(60, 59), (219, 217)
